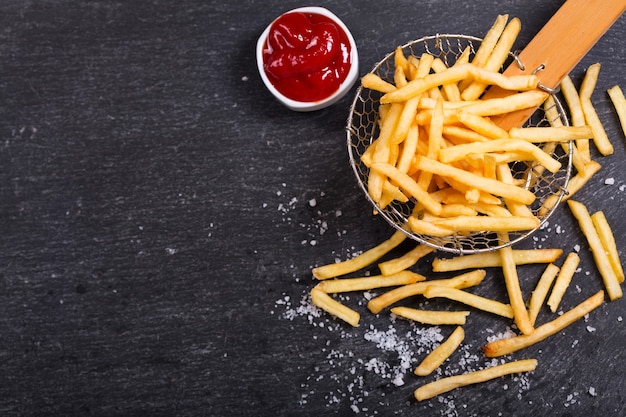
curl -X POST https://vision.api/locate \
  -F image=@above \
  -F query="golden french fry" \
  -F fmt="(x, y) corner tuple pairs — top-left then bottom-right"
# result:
(312, 230), (407, 280)
(391, 307), (470, 326)
(429, 215), (539, 233)
(528, 263), (560, 326)
(560, 75), (586, 127)
(461, 17), (522, 100)
(394, 46), (410, 76)
(607, 85), (626, 136)
(378, 244), (435, 276)
(468, 14), (509, 68)
(414, 326), (465, 376)
(370, 163), (443, 215)
(432, 58), (462, 102)
(415, 156), (537, 204)
(361, 72), (397, 93)
(408, 216), (457, 237)
(579, 63), (601, 99)
(432, 248), (562, 272)
(317, 270), (425, 294)
(438, 138), (561, 173)
(508, 126), (593, 142)
(546, 252), (580, 312)
(423, 285), (514, 318)
(591, 211), (624, 283)
(443, 125), (491, 143)
(457, 111), (510, 139)
(414, 359), (538, 401)
(460, 90), (548, 117)
(381, 64), (472, 103)
(310, 287), (360, 327)
(579, 64), (614, 156)
(496, 163), (535, 218)
(367, 269), (486, 314)
(568, 200), (623, 301)
(483, 291), (604, 357)
(396, 122), (420, 173)
(499, 233), (533, 335)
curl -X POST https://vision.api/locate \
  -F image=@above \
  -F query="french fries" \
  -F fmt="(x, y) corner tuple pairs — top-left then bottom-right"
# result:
(568, 200), (623, 301)
(414, 359), (538, 401)
(391, 307), (470, 326)
(546, 252), (580, 312)
(607, 85), (626, 136)
(414, 326), (465, 376)
(312, 230), (406, 280)
(305, 15), (625, 405)
(483, 291), (605, 357)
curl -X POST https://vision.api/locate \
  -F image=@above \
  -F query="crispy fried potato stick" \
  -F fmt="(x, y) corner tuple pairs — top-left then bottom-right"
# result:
(528, 263), (560, 326)
(414, 359), (538, 401)
(607, 85), (626, 136)
(508, 126), (592, 142)
(432, 248), (562, 272)
(568, 200), (622, 301)
(391, 307), (470, 326)
(312, 230), (406, 280)
(317, 271), (425, 294)
(415, 156), (537, 204)
(423, 286), (514, 318)
(546, 252), (580, 312)
(378, 244), (435, 276)
(438, 138), (561, 174)
(310, 287), (360, 327)
(361, 73), (397, 93)
(370, 163), (443, 214)
(429, 215), (539, 234)
(591, 211), (624, 283)
(483, 291), (604, 357)
(499, 233), (533, 335)
(460, 90), (547, 117)
(414, 326), (465, 376)
(367, 269), (486, 314)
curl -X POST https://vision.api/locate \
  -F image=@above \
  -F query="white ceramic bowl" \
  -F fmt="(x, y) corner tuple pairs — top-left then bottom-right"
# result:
(256, 6), (359, 112)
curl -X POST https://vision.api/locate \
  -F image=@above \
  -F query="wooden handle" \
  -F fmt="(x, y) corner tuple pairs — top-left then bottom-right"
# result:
(487, 0), (626, 130)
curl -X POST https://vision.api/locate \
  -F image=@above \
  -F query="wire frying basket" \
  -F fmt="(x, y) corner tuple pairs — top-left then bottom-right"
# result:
(347, 34), (573, 254)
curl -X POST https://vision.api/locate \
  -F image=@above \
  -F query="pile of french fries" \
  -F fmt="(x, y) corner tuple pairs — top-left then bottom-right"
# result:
(358, 14), (619, 240)
(309, 15), (626, 402)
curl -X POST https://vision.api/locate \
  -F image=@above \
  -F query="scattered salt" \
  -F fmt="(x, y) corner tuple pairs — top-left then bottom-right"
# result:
(605, 177), (615, 185)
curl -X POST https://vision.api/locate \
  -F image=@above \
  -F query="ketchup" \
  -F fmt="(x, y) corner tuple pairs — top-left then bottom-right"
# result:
(262, 11), (352, 102)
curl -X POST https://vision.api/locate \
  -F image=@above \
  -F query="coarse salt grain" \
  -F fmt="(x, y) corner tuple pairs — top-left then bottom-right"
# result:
(605, 177), (615, 185)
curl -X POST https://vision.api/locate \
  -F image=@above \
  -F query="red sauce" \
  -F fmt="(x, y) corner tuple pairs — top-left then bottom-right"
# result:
(262, 11), (352, 102)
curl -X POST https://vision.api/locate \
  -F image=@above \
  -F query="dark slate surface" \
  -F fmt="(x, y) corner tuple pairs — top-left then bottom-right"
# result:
(1, 1), (625, 416)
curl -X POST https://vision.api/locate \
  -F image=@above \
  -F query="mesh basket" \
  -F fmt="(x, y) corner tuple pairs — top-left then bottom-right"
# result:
(347, 34), (573, 254)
